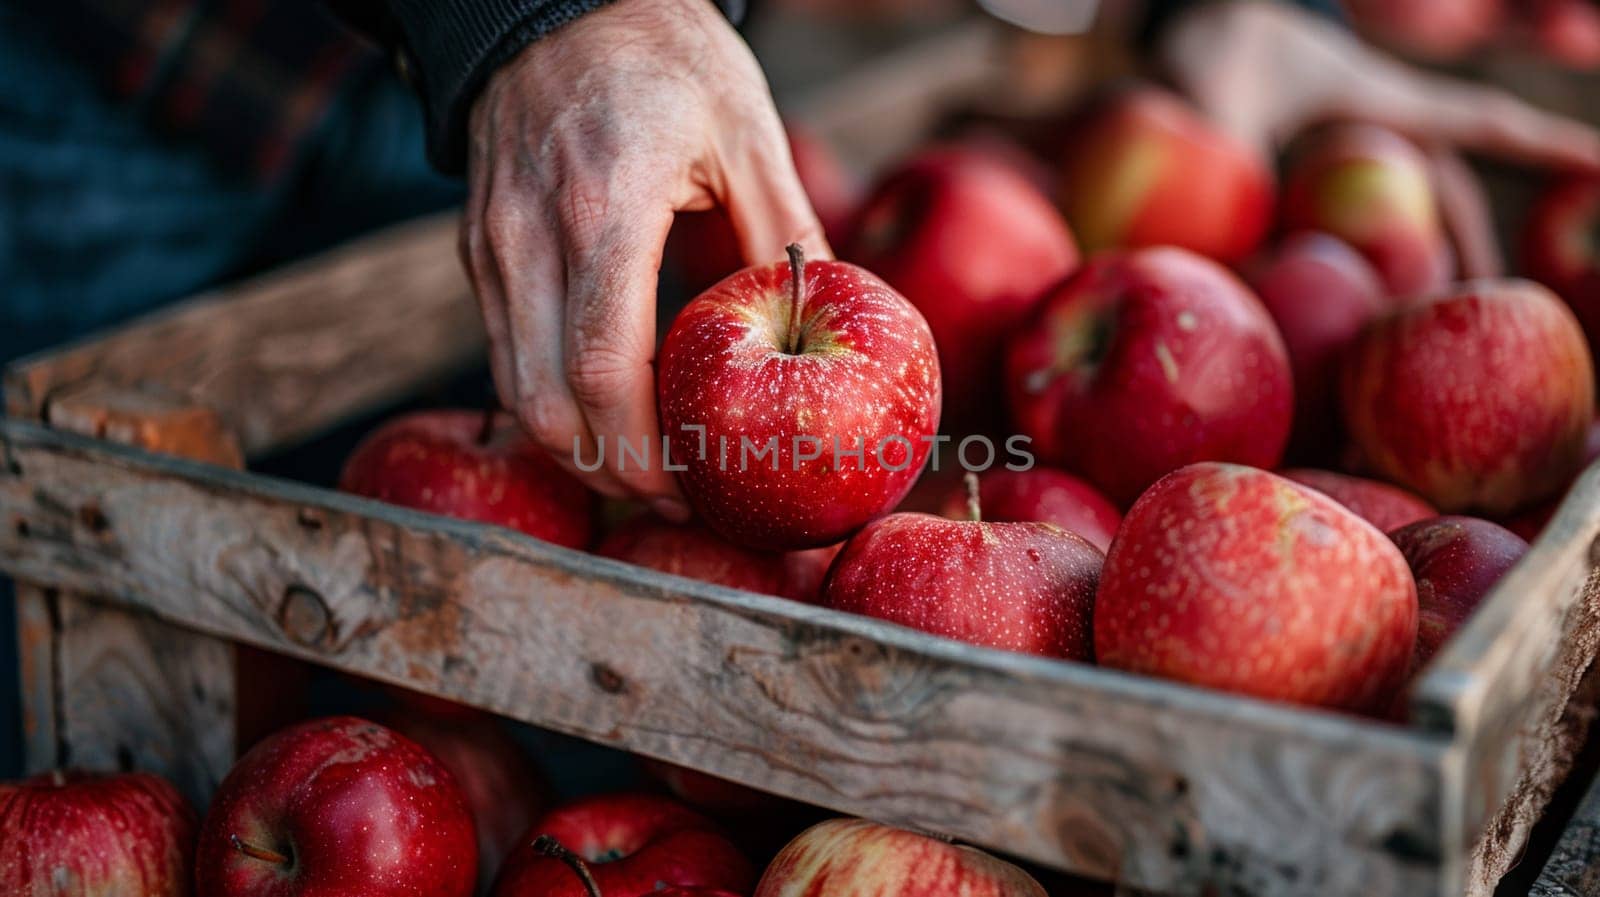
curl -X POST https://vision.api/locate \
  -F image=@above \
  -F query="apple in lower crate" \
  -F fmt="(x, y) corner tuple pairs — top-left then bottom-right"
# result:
(340, 408), (594, 548)
(492, 793), (754, 897)
(1095, 463), (1417, 712)
(599, 515), (790, 596)
(1391, 516), (1529, 669)
(1004, 247), (1292, 506)
(1521, 174), (1600, 350)
(936, 467), (1120, 552)
(388, 709), (548, 891)
(1341, 279), (1595, 514)
(643, 758), (785, 816)
(844, 144), (1079, 429)
(822, 504), (1103, 660)
(1246, 232), (1389, 459)
(755, 818), (1046, 896)
(1057, 85), (1273, 265)
(0, 770), (195, 896)
(658, 248), (940, 550)
(196, 716), (476, 897)
(1281, 124), (1451, 299)
(1281, 468), (1436, 533)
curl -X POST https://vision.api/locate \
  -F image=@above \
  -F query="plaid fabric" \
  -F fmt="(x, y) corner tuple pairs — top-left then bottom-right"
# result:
(18, 0), (380, 181)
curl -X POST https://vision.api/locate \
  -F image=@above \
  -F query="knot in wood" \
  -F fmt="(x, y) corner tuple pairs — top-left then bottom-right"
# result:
(278, 585), (332, 649)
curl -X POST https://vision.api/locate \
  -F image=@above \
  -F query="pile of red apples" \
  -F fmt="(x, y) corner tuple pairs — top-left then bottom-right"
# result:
(10, 85), (1600, 897)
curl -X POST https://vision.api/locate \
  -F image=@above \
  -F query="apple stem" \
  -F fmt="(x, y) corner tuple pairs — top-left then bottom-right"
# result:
(965, 472), (982, 522)
(532, 835), (603, 897)
(230, 834), (291, 869)
(785, 243), (805, 355)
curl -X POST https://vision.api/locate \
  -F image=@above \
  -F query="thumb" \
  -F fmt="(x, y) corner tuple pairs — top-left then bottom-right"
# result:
(720, 123), (833, 267)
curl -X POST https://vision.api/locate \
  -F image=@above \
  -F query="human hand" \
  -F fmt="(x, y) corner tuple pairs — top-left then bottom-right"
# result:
(460, 0), (829, 518)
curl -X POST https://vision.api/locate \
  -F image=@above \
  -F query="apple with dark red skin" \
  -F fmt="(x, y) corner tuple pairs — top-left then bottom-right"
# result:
(1390, 516), (1528, 669)
(599, 514), (790, 596)
(0, 770), (195, 896)
(1522, 174), (1600, 352)
(936, 467), (1120, 552)
(1531, 0), (1600, 69)
(1282, 468), (1437, 533)
(781, 542), (845, 604)
(1095, 463), (1417, 712)
(659, 247), (941, 550)
(386, 709), (547, 891)
(1004, 247), (1293, 506)
(755, 819), (1046, 896)
(1344, 0), (1502, 59)
(1282, 124), (1451, 299)
(341, 409), (594, 548)
(1341, 279), (1595, 514)
(196, 716), (476, 897)
(492, 794), (754, 897)
(845, 144), (1079, 429)
(1058, 85), (1274, 265)
(823, 482), (1103, 660)
(1246, 232), (1390, 459)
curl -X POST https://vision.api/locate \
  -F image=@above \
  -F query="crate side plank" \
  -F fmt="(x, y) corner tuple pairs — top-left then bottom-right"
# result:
(0, 419), (1448, 896)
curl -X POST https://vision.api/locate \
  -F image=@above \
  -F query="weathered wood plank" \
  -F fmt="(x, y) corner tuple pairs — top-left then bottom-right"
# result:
(0, 418), (1448, 896)
(1532, 767), (1600, 896)
(2, 212), (481, 459)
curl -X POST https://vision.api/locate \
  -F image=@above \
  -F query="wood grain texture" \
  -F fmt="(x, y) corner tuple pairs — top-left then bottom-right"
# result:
(3, 212), (481, 459)
(1532, 766), (1600, 897)
(0, 419), (1447, 897)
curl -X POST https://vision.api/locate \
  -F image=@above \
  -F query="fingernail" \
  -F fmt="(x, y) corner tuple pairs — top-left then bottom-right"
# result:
(651, 497), (691, 523)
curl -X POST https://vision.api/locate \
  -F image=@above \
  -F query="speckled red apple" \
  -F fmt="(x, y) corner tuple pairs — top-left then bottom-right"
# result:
(1281, 468), (1437, 533)
(1004, 247), (1292, 506)
(755, 819), (1046, 897)
(658, 248), (940, 550)
(936, 467), (1121, 552)
(599, 515), (790, 597)
(1095, 463), (1417, 712)
(1390, 516), (1528, 669)
(845, 144), (1079, 429)
(0, 770), (195, 896)
(1340, 279), (1595, 514)
(781, 542), (845, 604)
(823, 490), (1103, 660)
(340, 409), (594, 548)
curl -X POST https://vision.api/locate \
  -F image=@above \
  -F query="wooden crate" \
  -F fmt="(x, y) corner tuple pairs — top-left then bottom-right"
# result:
(5, 24), (1600, 897)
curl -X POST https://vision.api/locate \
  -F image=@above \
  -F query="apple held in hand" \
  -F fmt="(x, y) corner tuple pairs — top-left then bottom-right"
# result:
(1341, 279), (1595, 514)
(492, 794), (754, 897)
(1282, 124), (1451, 299)
(341, 409), (594, 548)
(1281, 468), (1437, 533)
(659, 247), (941, 550)
(824, 478), (1103, 660)
(1004, 247), (1292, 506)
(1390, 516), (1528, 669)
(1522, 174), (1600, 353)
(0, 770), (195, 896)
(1095, 463), (1417, 712)
(845, 145), (1079, 429)
(196, 716), (476, 897)
(936, 467), (1120, 552)
(1058, 85), (1274, 265)
(755, 819), (1046, 896)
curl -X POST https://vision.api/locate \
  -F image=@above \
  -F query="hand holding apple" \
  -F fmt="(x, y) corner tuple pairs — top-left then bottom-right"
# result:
(754, 818), (1046, 896)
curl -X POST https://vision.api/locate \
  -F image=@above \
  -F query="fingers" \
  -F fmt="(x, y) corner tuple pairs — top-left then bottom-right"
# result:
(721, 117), (832, 267)
(460, 132), (518, 412)
(1426, 146), (1502, 279)
(1385, 76), (1600, 171)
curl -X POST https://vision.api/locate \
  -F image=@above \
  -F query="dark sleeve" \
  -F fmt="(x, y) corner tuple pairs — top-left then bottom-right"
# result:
(329, 0), (747, 174)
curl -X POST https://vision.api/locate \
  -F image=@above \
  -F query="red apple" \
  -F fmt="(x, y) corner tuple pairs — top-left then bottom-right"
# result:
(386, 710), (547, 891)
(781, 542), (845, 604)
(1246, 232), (1390, 459)
(1390, 516), (1528, 669)
(823, 487), (1103, 659)
(1058, 85), (1274, 265)
(1095, 463), (1417, 712)
(599, 514), (790, 596)
(1341, 279), (1595, 514)
(936, 467), (1120, 552)
(492, 794), (754, 897)
(196, 716), (476, 897)
(0, 770), (195, 896)
(755, 819), (1046, 896)
(341, 409), (594, 548)
(1345, 0), (1503, 59)
(1281, 468), (1437, 533)
(1499, 420), (1600, 540)
(845, 144), (1079, 428)
(658, 247), (941, 550)
(1282, 124), (1452, 299)
(1522, 174), (1600, 354)
(1004, 247), (1292, 506)
(667, 126), (859, 295)
(1531, 0), (1600, 69)
(641, 759), (784, 817)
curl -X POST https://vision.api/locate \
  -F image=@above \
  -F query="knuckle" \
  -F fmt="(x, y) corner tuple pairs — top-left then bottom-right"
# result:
(482, 196), (531, 251)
